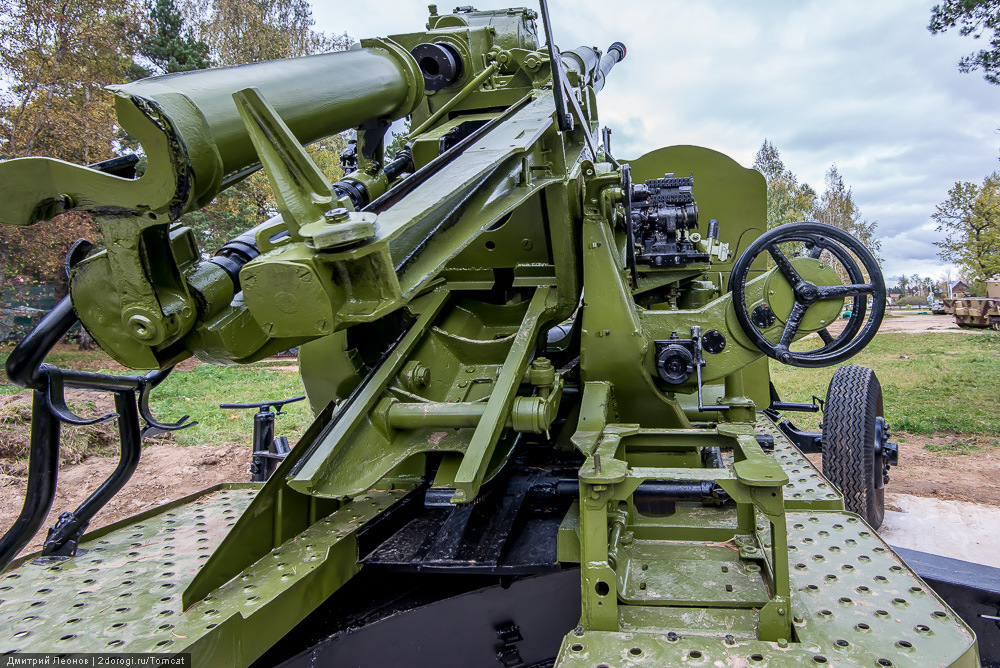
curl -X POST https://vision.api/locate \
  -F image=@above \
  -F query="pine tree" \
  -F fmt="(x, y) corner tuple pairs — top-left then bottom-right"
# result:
(141, 0), (211, 75)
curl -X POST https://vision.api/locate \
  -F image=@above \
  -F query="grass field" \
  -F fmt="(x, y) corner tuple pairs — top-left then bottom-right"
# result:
(0, 346), (312, 454)
(2, 328), (998, 463)
(770, 331), (1000, 449)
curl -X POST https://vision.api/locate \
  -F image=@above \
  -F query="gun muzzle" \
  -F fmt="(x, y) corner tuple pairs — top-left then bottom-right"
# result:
(561, 41), (627, 93)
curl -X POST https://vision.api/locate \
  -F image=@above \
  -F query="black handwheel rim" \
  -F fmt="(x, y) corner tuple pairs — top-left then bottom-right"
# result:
(729, 222), (885, 368)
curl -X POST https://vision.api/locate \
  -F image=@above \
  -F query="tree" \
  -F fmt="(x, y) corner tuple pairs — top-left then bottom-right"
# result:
(172, 0), (351, 252)
(0, 0), (143, 296)
(813, 165), (883, 263)
(932, 172), (1000, 291)
(190, 0), (348, 67)
(140, 0), (211, 75)
(752, 140), (817, 230)
(929, 1), (1000, 85)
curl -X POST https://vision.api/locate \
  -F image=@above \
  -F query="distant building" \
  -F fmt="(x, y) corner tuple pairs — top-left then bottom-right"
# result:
(952, 281), (969, 298)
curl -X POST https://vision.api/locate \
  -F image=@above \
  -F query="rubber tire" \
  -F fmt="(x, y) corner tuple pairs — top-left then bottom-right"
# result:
(822, 365), (885, 529)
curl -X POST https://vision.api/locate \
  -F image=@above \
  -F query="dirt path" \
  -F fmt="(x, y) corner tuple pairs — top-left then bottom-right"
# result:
(878, 312), (965, 334)
(0, 441), (250, 558)
(806, 431), (1000, 507)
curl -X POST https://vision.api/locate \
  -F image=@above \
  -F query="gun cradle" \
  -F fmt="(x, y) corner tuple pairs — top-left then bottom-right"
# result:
(0, 5), (979, 668)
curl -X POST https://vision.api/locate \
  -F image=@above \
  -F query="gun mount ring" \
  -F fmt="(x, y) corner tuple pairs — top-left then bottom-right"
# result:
(729, 221), (885, 368)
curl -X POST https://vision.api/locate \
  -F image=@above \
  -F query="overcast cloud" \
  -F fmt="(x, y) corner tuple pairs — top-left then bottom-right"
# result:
(316, 1), (1000, 280)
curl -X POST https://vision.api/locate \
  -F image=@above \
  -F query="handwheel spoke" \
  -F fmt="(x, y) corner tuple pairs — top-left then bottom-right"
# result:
(816, 283), (873, 299)
(767, 243), (802, 286)
(807, 235), (828, 259)
(779, 301), (807, 348)
(818, 328), (834, 345)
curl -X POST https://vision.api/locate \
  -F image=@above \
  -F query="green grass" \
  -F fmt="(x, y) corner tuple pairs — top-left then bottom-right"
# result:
(3, 329), (998, 460)
(0, 346), (312, 449)
(139, 363), (312, 446)
(770, 331), (1000, 445)
(923, 441), (983, 455)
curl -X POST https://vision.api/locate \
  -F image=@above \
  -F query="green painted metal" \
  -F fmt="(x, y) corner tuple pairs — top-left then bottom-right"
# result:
(0, 4), (980, 667)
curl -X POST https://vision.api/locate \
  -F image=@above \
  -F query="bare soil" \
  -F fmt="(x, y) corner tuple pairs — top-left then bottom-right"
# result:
(878, 312), (964, 334)
(819, 312), (963, 336)
(0, 440), (250, 557)
(806, 430), (1000, 508)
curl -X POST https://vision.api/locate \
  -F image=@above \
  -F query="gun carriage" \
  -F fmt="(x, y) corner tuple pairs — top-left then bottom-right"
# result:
(0, 4), (984, 666)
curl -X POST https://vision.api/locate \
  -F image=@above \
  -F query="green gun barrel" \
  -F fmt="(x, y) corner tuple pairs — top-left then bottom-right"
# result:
(0, 40), (424, 226)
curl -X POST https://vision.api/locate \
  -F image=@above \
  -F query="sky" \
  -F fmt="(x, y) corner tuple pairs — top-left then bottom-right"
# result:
(313, 1), (1000, 282)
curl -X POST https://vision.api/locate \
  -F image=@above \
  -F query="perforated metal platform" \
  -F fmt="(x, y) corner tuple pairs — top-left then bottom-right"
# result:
(0, 483), (411, 662)
(756, 414), (843, 509)
(557, 510), (979, 667)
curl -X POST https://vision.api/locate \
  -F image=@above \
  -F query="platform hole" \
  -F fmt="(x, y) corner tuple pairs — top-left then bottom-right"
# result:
(877, 660), (892, 667)
(689, 650), (702, 659)
(59, 634), (75, 641)
(813, 657), (827, 664)
(485, 241), (496, 251)
(915, 625), (930, 633)
(932, 611), (947, 618)
(897, 641), (912, 648)
(595, 581), (610, 596)
(750, 654), (764, 662)
(629, 647), (642, 656)
(107, 640), (123, 647)
(835, 639), (849, 647)
(856, 623), (870, 630)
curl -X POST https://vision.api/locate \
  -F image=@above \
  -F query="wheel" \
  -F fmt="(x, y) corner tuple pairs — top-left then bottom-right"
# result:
(822, 366), (888, 528)
(729, 222), (886, 368)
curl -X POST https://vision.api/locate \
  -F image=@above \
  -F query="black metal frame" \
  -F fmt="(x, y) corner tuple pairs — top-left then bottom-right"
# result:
(0, 296), (193, 570)
(220, 395), (306, 482)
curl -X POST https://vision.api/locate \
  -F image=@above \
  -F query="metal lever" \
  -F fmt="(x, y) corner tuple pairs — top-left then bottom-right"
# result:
(220, 395), (305, 481)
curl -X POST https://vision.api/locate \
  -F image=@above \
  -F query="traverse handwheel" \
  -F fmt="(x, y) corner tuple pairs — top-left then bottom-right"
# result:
(729, 222), (885, 368)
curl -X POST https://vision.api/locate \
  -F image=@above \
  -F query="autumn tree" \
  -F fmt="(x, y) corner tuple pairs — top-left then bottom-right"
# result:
(175, 0), (351, 252)
(0, 0), (143, 295)
(929, 0), (1000, 84)
(932, 172), (1000, 291)
(813, 165), (883, 263)
(752, 140), (817, 229)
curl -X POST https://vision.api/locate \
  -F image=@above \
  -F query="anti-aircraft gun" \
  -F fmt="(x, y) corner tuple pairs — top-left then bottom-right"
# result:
(0, 4), (984, 667)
